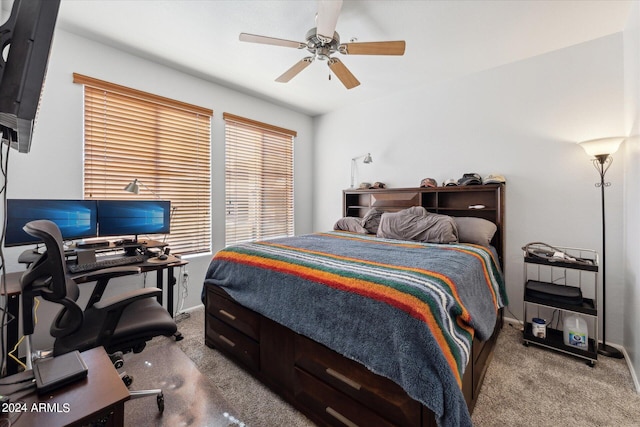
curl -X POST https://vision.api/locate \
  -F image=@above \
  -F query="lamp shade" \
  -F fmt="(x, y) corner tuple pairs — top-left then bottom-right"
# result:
(123, 179), (140, 194)
(578, 137), (625, 157)
(363, 153), (372, 164)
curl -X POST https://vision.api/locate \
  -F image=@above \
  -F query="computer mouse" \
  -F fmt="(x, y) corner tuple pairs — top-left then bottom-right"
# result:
(158, 254), (168, 261)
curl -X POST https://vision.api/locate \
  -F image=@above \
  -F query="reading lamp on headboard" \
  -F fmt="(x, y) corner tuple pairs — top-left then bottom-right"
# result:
(350, 152), (372, 188)
(578, 136), (625, 359)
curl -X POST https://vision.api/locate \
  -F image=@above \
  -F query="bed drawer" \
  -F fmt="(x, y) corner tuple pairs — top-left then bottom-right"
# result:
(473, 336), (487, 363)
(295, 368), (397, 427)
(473, 333), (496, 393)
(206, 315), (259, 371)
(295, 334), (420, 426)
(207, 288), (260, 340)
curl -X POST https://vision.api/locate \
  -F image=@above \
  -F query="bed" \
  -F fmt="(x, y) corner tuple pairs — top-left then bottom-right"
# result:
(203, 184), (506, 427)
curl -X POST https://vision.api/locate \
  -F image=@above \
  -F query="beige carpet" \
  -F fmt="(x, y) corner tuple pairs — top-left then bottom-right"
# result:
(170, 308), (640, 426)
(472, 322), (640, 426)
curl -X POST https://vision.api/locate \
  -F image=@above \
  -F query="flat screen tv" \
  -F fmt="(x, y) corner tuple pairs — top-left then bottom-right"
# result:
(5, 199), (98, 247)
(0, 0), (60, 153)
(97, 200), (171, 239)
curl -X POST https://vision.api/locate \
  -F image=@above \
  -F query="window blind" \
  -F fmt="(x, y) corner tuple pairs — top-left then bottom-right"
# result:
(223, 112), (295, 246)
(74, 73), (212, 255)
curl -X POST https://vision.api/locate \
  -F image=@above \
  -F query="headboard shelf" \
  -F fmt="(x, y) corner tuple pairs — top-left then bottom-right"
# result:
(343, 184), (505, 264)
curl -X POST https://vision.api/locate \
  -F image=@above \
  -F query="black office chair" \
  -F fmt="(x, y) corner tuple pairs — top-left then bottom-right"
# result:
(20, 219), (178, 412)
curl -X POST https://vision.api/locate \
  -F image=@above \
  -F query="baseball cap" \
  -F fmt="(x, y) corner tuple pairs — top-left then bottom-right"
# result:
(457, 173), (482, 185)
(483, 174), (506, 184)
(443, 178), (458, 186)
(420, 178), (437, 188)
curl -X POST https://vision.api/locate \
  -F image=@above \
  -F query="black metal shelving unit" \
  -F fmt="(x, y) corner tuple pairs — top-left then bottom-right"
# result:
(522, 244), (599, 366)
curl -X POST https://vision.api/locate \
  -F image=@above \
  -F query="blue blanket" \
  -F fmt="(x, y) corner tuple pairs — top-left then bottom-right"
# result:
(204, 232), (507, 426)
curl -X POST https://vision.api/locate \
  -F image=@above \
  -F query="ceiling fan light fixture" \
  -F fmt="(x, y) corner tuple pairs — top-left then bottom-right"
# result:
(238, 0), (404, 89)
(317, 47), (331, 60)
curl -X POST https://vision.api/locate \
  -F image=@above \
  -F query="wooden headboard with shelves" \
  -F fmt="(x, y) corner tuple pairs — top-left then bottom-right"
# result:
(343, 184), (505, 265)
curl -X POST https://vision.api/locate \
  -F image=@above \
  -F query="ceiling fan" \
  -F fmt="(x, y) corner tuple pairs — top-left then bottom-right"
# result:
(239, 0), (406, 89)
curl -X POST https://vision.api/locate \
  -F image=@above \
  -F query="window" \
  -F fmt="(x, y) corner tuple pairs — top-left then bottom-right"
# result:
(74, 73), (212, 255)
(223, 113), (295, 246)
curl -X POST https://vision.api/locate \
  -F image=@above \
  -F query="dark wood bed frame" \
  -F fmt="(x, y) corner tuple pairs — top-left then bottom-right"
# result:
(204, 184), (505, 426)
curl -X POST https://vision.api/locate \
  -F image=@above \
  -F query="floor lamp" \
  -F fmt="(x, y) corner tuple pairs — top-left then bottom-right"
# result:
(578, 136), (625, 359)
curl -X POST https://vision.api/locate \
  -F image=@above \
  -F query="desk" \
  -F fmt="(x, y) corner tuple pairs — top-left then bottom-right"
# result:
(139, 256), (189, 341)
(139, 256), (189, 320)
(1, 256), (188, 376)
(3, 347), (130, 427)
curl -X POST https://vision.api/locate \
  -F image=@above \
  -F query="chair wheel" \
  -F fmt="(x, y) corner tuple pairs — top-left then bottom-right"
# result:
(120, 373), (133, 388)
(110, 352), (124, 369)
(157, 392), (164, 413)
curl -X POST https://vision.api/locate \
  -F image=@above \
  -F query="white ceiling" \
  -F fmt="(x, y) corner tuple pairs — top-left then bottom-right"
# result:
(51, 0), (632, 117)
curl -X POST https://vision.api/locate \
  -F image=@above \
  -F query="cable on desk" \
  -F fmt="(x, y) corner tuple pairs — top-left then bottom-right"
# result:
(0, 375), (34, 386)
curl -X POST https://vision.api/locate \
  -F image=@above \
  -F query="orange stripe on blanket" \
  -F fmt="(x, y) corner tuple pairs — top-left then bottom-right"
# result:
(216, 250), (467, 387)
(442, 245), (499, 310)
(318, 232), (427, 249)
(262, 241), (473, 326)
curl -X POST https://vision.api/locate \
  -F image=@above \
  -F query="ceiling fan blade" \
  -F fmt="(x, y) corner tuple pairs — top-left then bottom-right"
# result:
(316, 0), (343, 43)
(276, 57), (314, 83)
(339, 41), (406, 56)
(239, 33), (306, 49)
(327, 58), (360, 89)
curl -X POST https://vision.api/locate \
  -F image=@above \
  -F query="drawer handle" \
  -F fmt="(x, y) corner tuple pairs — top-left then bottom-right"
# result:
(326, 368), (361, 390)
(326, 407), (358, 427)
(218, 334), (236, 348)
(219, 309), (236, 321)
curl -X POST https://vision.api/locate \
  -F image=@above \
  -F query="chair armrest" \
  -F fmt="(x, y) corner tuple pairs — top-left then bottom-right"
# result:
(92, 287), (162, 311)
(70, 266), (141, 283)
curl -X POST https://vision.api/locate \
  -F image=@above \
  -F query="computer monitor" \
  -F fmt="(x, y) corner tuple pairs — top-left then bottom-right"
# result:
(97, 200), (171, 240)
(5, 199), (98, 247)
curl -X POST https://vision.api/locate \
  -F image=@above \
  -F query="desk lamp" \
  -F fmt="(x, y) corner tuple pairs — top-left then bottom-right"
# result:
(350, 153), (372, 188)
(578, 136), (625, 358)
(124, 179), (157, 197)
(124, 178), (175, 243)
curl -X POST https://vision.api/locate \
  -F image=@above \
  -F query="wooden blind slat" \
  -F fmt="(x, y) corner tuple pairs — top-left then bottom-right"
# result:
(74, 73), (213, 116)
(76, 75), (212, 255)
(224, 113), (295, 246)
(222, 112), (297, 137)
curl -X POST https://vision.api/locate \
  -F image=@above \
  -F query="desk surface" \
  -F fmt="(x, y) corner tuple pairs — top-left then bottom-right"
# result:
(6, 347), (130, 427)
(0, 256), (188, 292)
(0, 271), (23, 296)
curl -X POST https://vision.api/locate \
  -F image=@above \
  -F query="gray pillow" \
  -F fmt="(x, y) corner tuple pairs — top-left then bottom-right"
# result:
(377, 208), (458, 244)
(453, 217), (497, 247)
(361, 208), (383, 234)
(333, 217), (368, 234)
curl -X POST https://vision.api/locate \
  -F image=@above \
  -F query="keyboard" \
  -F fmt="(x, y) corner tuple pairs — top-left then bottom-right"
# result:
(68, 254), (146, 274)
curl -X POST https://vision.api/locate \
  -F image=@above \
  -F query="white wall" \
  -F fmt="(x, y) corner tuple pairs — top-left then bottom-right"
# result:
(313, 34), (627, 344)
(623, 0), (640, 390)
(3, 29), (314, 348)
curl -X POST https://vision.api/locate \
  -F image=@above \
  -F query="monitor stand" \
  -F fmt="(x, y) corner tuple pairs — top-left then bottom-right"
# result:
(124, 244), (141, 257)
(76, 240), (110, 249)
